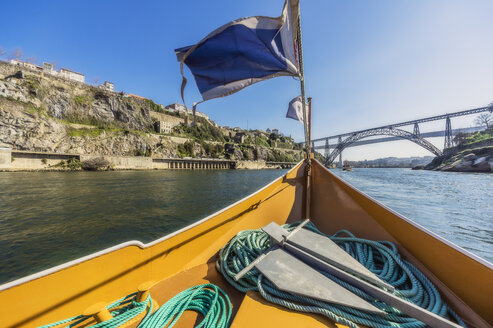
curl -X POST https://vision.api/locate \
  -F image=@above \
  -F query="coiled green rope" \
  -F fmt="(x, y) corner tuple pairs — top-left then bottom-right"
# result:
(216, 221), (466, 328)
(38, 284), (231, 328)
(138, 284), (231, 328)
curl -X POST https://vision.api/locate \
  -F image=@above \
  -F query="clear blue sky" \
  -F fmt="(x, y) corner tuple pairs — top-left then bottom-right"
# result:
(2, 0), (493, 160)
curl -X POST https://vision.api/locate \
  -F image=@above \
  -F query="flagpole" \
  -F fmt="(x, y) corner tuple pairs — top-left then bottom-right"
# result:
(296, 14), (310, 161)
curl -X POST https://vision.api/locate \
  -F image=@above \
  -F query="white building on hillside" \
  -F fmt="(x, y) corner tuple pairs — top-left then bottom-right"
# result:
(99, 81), (114, 91)
(195, 111), (209, 120)
(164, 103), (209, 120)
(154, 121), (172, 134)
(24, 62), (37, 70)
(165, 103), (187, 113)
(10, 59), (42, 72)
(59, 68), (85, 83)
(8, 59), (93, 85)
(43, 62), (54, 73)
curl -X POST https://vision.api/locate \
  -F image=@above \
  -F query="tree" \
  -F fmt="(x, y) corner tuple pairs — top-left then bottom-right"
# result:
(453, 132), (469, 145)
(25, 56), (38, 64)
(8, 47), (23, 60)
(475, 113), (492, 128)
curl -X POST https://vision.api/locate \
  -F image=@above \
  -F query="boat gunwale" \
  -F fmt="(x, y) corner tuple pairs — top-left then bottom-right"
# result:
(0, 161), (304, 292)
(316, 160), (493, 269)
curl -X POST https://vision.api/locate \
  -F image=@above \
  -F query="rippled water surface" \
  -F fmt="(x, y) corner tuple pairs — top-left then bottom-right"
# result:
(331, 168), (493, 263)
(0, 170), (287, 284)
(1, 168), (492, 285)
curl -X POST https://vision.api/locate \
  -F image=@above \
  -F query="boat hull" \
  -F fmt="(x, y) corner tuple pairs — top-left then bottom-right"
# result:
(0, 160), (491, 327)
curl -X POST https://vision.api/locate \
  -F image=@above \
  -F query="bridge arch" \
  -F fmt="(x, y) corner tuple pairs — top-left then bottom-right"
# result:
(325, 128), (442, 165)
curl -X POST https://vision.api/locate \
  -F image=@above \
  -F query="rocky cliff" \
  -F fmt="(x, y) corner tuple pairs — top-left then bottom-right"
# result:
(424, 132), (493, 172)
(0, 61), (302, 162)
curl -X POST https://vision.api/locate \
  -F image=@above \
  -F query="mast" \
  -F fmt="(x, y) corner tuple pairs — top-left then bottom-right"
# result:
(296, 14), (311, 160)
(296, 9), (312, 220)
(305, 97), (312, 220)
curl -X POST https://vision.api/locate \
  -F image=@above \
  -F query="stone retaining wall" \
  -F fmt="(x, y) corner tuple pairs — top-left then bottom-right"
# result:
(79, 154), (153, 170)
(0, 148), (11, 169)
(236, 160), (269, 169)
(7, 150), (80, 170)
(0, 149), (237, 171)
(0, 148), (295, 171)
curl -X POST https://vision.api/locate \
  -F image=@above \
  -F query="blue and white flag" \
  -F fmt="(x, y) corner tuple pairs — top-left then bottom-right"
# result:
(286, 95), (304, 124)
(176, 0), (300, 102)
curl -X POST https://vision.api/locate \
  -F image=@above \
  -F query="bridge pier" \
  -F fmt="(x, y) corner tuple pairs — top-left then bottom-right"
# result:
(413, 123), (420, 137)
(444, 116), (453, 149)
(338, 136), (343, 168)
(324, 138), (329, 158)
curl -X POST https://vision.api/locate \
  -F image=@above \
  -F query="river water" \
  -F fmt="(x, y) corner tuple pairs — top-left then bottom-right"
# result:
(0, 168), (491, 284)
(331, 168), (493, 264)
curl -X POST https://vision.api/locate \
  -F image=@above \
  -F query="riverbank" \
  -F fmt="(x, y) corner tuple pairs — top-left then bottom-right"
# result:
(0, 148), (296, 171)
(424, 132), (493, 172)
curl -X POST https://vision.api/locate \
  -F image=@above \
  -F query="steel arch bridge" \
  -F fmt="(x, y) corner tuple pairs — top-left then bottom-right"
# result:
(325, 128), (443, 165)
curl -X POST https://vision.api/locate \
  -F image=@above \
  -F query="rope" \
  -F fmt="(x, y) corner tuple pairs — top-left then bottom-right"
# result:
(38, 284), (231, 328)
(216, 221), (466, 328)
(38, 292), (151, 328)
(138, 284), (231, 328)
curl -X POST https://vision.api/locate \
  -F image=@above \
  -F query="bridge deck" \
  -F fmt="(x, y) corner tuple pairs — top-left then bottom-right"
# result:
(311, 105), (491, 142)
